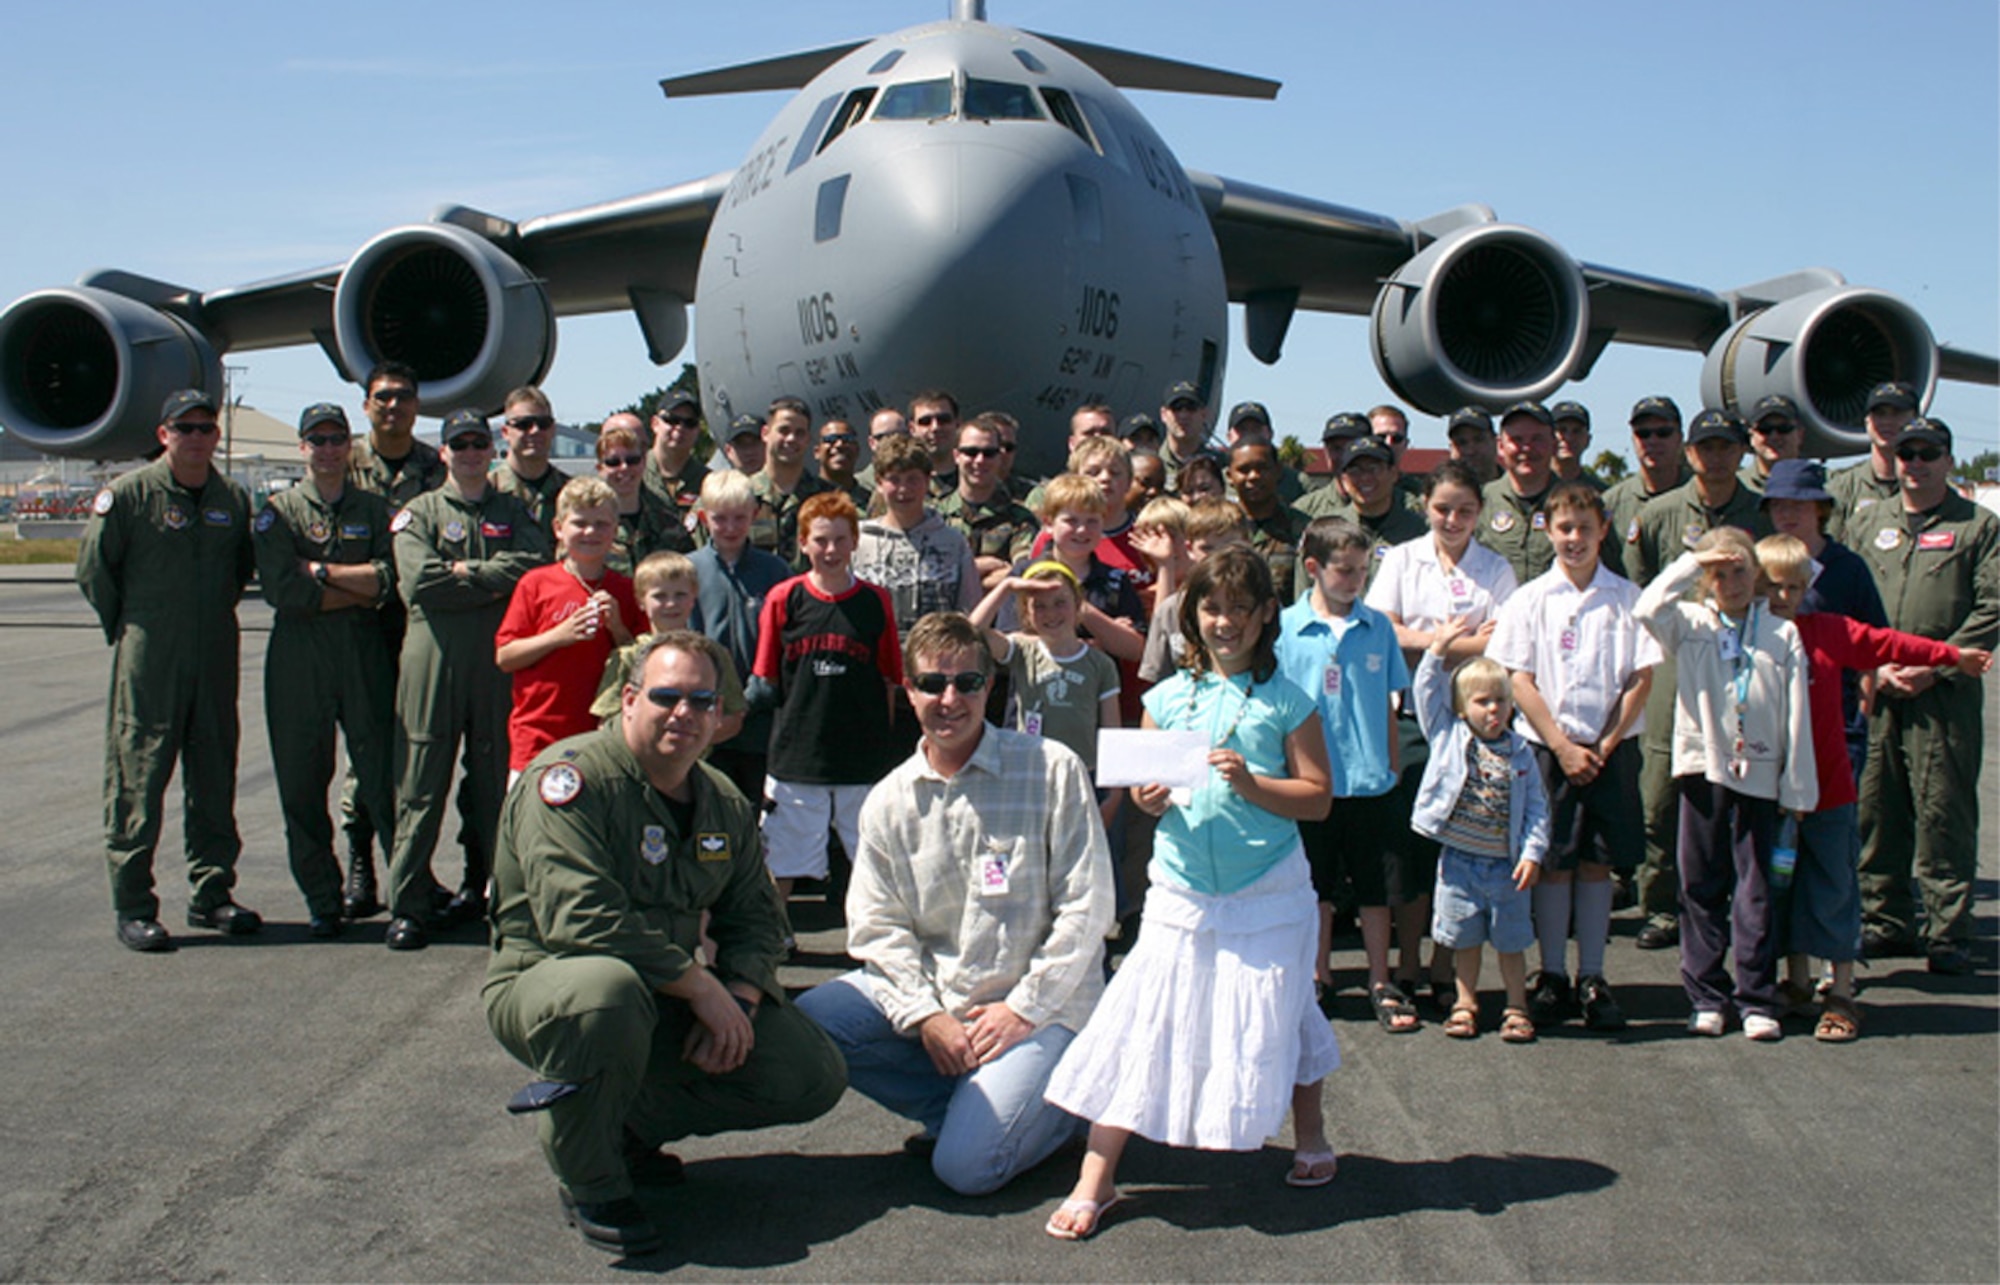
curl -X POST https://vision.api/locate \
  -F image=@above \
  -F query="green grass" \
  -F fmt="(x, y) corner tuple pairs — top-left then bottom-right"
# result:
(0, 539), (80, 565)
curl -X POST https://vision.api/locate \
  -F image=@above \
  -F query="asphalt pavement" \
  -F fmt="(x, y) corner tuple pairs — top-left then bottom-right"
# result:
(0, 565), (1993, 1282)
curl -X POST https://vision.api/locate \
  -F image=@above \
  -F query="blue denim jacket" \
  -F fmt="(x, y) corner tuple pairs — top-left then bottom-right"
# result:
(1408, 651), (1549, 866)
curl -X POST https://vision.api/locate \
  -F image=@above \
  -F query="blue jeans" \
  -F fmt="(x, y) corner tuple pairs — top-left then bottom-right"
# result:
(795, 971), (1082, 1195)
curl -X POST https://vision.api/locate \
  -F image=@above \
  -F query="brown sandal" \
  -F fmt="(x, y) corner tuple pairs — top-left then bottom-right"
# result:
(1815, 995), (1861, 1043)
(1444, 1004), (1479, 1038)
(1500, 1007), (1537, 1043)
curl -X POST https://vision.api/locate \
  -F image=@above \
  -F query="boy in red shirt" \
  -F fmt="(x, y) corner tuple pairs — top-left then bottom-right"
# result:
(495, 477), (641, 779)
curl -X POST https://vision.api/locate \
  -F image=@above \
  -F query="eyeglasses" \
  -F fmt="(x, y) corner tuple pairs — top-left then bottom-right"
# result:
(1376, 432), (1407, 447)
(446, 435), (493, 452)
(506, 415), (555, 431)
(644, 687), (719, 713)
(870, 431), (904, 444)
(1632, 426), (1679, 441)
(956, 445), (1002, 459)
(997, 441), (1017, 453)
(820, 433), (857, 446)
(368, 387), (416, 405)
(657, 414), (700, 430)
(1896, 445), (1944, 463)
(913, 413), (956, 427)
(1754, 420), (1800, 435)
(911, 670), (989, 696)
(600, 453), (644, 468)
(303, 433), (350, 449)
(167, 420), (219, 436)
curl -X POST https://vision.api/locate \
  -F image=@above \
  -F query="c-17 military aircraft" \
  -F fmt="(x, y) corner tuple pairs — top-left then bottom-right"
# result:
(1, 0), (1992, 476)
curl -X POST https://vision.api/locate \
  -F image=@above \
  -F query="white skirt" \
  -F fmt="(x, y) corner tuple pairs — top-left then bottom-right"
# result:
(1044, 847), (1341, 1151)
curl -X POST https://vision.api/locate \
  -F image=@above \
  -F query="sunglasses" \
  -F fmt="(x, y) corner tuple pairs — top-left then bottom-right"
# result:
(1897, 445), (1944, 463)
(1632, 426), (1679, 441)
(657, 414), (700, 429)
(368, 387), (417, 405)
(303, 433), (350, 449)
(911, 670), (989, 696)
(820, 433), (857, 445)
(913, 413), (956, 427)
(644, 687), (720, 713)
(167, 420), (218, 436)
(1754, 420), (1801, 435)
(600, 453), (644, 468)
(956, 445), (1002, 459)
(506, 415), (555, 431)
(1376, 432), (1408, 447)
(447, 435), (493, 452)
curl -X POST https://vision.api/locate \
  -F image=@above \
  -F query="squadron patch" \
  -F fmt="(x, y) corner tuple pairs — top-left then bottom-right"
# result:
(1681, 522), (1705, 549)
(1530, 511), (1547, 531)
(1489, 511), (1517, 534)
(697, 833), (731, 863)
(164, 506), (191, 531)
(91, 488), (114, 517)
(1873, 527), (1902, 551)
(641, 824), (669, 865)
(390, 508), (413, 534)
(538, 762), (583, 807)
(443, 519), (467, 543)
(254, 508), (278, 534)
(306, 518), (331, 543)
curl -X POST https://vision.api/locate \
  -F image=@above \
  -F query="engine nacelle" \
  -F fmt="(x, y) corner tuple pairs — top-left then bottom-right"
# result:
(333, 223), (555, 415)
(1700, 287), (1936, 457)
(1370, 223), (1591, 415)
(0, 286), (221, 459)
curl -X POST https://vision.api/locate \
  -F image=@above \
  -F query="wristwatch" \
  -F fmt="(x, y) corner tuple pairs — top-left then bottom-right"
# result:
(313, 562), (330, 586)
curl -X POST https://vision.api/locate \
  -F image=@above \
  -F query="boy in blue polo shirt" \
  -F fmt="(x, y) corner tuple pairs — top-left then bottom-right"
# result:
(1276, 516), (1414, 1029)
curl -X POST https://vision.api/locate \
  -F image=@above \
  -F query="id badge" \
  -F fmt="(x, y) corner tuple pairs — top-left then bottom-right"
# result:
(1023, 710), (1043, 737)
(1323, 665), (1342, 699)
(1718, 630), (1741, 662)
(978, 851), (1010, 897)
(1559, 628), (1578, 654)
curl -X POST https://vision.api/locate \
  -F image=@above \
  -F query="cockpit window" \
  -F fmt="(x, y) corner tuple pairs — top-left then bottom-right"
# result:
(1039, 88), (1096, 150)
(868, 49), (904, 75)
(874, 78), (953, 120)
(1012, 49), (1047, 74)
(788, 93), (840, 173)
(817, 87), (876, 154)
(964, 78), (1041, 121)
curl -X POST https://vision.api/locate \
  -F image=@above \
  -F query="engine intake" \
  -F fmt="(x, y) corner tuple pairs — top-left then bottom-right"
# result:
(1371, 224), (1590, 414)
(0, 287), (221, 460)
(333, 223), (555, 414)
(1700, 287), (1935, 457)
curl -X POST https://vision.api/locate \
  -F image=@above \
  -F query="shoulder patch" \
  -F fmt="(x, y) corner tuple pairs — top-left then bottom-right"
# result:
(390, 507), (413, 534)
(254, 507), (278, 534)
(1625, 517), (1640, 545)
(91, 488), (114, 516)
(538, 762), (583, 807)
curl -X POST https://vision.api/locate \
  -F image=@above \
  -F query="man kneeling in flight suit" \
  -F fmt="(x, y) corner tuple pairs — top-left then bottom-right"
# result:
(484, 630), (846, 1257)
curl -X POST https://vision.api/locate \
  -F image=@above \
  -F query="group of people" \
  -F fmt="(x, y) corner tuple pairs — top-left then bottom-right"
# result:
(74, 370), (1994, 1255)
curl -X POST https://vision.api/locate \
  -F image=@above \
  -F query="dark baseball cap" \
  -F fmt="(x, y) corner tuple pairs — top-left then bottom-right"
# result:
(727, 413), (764, 441)
(1898, 417), (1952, 452)
(1120, 412), (1159, 440)
(1162, 379), (1205, 408)
(1867, 381), (1918, 412)
(1549, 400), (1590, 428)
(660, 389), (699, 413)
(1629, 395), (1682, 426)
(160, 389), (217, 422)
(297, 403), (349, 436)
(440, 409), (492, 443)
(1759, 459), (1831, 505)
(1446, 406), (1494, 436)
(1340, 437), (1396, 470)
(1687, 408), (1746, 445)
(1748, 394), (1800, 426)
(1498, 400), (1554, 429)
(1228, 400), (1271, 429)
(1322, 412), (1370, 443)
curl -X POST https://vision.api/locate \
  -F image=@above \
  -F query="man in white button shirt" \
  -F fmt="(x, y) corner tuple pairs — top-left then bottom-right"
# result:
(796, 611), (1115, 1195)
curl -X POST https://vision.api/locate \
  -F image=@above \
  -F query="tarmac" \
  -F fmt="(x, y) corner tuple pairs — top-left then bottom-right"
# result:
(0, 563), (1994, 1283)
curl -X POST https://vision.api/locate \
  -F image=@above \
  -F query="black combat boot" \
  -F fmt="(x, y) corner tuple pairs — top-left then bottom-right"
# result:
(343, 838), (382, 920)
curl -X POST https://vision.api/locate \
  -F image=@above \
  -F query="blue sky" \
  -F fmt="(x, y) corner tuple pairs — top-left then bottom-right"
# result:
(2, 0), (1993, 462)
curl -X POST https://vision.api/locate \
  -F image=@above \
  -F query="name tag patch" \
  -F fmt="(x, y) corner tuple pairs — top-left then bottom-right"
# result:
(1917, 531), (1956, 551)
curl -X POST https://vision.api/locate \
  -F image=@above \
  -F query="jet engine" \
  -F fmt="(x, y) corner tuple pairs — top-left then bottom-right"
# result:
(1699, 286), (1936, 456)
(1370, 223), (1590, 414)
(0, 286), (220, 459)
(332, 223), (556, 416)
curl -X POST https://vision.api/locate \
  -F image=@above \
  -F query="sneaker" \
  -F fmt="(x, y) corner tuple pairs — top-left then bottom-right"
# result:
(1687, 1009), (1725, 1037)
(1743, 1014), (1783, 1042)
(1527, 971), (1575, 1028)
(1577, 974), (1627, 1031)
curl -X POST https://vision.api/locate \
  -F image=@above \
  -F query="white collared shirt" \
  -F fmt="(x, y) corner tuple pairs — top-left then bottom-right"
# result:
(1488, 562), (1663, 746)
(1365, 535), (1519, 634)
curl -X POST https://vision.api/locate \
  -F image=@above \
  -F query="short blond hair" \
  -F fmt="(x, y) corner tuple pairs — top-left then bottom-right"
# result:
(1451, 657), (1512, 718)
(1694, 526), (1759, 594)
(698, 469), (755, 513)
(633, 551), (696, 597)
(1185, 496), (1249, 544)
(1135, 494), (1192, 536)
(1755, 533), (1812, 586)
(556, 476), (617, 522)
(1037, 473), (1109, 522)
(1067, 435), (1131, 475)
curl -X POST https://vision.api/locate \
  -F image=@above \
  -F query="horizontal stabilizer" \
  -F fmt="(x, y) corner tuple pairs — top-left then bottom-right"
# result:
(660, 40), (867, 98)
(1031, 32), (1279, 99)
